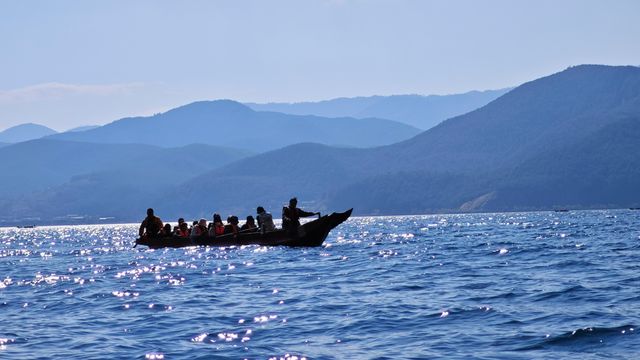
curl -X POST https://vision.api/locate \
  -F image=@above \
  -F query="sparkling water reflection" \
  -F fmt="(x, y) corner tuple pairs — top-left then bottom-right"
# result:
(0, 210), (639, 358)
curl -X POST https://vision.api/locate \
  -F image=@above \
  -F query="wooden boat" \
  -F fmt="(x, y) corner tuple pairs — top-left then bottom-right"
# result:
(136, 208), (353, 249)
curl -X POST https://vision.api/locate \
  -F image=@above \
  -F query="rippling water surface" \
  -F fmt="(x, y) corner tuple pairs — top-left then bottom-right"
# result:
(1, 210), (639, 359)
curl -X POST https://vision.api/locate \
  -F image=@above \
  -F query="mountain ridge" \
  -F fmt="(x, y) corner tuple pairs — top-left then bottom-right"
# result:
(48, 100), (421, 152)
(162, 65), (640, 217)
(0, 138), (252, 197)
(1, 64), (639, 223)
(246, 88), (511, 130)
(0, 123), (58, 143)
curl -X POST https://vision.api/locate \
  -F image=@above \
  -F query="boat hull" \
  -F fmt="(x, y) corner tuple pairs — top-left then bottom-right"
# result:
(136, 209), (352, 249)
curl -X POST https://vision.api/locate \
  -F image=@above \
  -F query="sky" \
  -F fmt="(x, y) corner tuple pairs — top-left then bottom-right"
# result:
(1, 0), (639, 131)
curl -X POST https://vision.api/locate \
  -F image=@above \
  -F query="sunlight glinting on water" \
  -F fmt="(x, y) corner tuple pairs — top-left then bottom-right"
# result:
(0, 210), (639, 358)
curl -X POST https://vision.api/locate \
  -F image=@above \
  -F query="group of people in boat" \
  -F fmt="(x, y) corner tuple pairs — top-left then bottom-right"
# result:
(138, 197), (320, 239)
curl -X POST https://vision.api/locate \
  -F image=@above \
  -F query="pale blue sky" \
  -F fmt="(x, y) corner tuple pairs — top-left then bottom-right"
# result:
(1, 0), (639, 131)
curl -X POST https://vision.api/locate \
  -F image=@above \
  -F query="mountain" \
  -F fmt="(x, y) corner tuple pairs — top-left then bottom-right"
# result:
(166, 65), (640, 216)
(0, 138), (252, 195)
(160, 143), (367, 218)
(2, 64), (639, 223)
(478, 115), (640, 210)
(246, 89), (511, 130)
(0, 123), (58, 143)
(379, 64), (640, 174)
(0, 139), (252, 224)
(49, 100), (421, 152)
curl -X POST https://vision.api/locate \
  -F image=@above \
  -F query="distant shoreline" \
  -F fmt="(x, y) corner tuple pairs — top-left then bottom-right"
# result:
(1, 207), (636, 229)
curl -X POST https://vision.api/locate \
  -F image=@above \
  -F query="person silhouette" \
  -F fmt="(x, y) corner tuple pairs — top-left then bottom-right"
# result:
(139, 208), (163, 238)
(256, 206), (276, 233)
(282, 197), (319, 234)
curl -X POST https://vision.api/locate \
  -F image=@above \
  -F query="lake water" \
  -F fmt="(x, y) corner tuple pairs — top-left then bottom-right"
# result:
(1, 210), (638, 359)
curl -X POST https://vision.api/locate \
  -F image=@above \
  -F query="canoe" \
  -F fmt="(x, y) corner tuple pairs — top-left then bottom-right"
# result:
(135, 208), (353, 249)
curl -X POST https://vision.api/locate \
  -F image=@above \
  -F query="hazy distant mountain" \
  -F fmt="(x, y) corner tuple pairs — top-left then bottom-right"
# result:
(166, 65), (640, 216)
(378, 64), (640, 174)
(50, 100), (421, 151)
(3, 65), (640, 223)
(246, 89), (511, 130)
(160, 143), (367, 218)
(0, 138), (251, 195)
(0, 139), (252, 223)
(479, 115), (640, 210)
(0, 123), (57, 143)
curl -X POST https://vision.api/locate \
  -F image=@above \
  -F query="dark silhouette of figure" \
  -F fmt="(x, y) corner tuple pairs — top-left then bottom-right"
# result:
(139, 208), (163, 238)
(282, 197), (318, 233)
(173, 217), (185, 233)
(191, 219), (208, 238)
(224, 215), (240, 234)
(162, 223), (173, 236)
(209, 213), (225, 236)
(240, 215), (258, 231)
(256, 206), (275, 232)
(177, 222), (190, 238)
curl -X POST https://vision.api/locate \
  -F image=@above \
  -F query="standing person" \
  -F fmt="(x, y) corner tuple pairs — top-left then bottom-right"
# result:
(139, 208), (164, 238)
(282, 198), (319, 233)
(256, 206), (275, 233)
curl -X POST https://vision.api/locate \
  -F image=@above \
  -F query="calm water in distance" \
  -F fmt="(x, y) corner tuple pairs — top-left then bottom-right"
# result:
(1, 210), (639, 359)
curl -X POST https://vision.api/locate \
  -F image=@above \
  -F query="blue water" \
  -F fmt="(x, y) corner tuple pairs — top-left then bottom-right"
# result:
(1, 210), (639, 359)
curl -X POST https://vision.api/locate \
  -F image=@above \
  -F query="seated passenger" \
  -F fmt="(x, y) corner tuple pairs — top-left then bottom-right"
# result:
(162, 223), (173, 236)
(173, 217), (186, 234)
(240, 215), (258, 231)
(177, 222), (190, 238)
(191, 219), (208, 238)
(210, 213), (225, 236)
(256, 206), (276, 233)
(224, 215), (240, 234)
